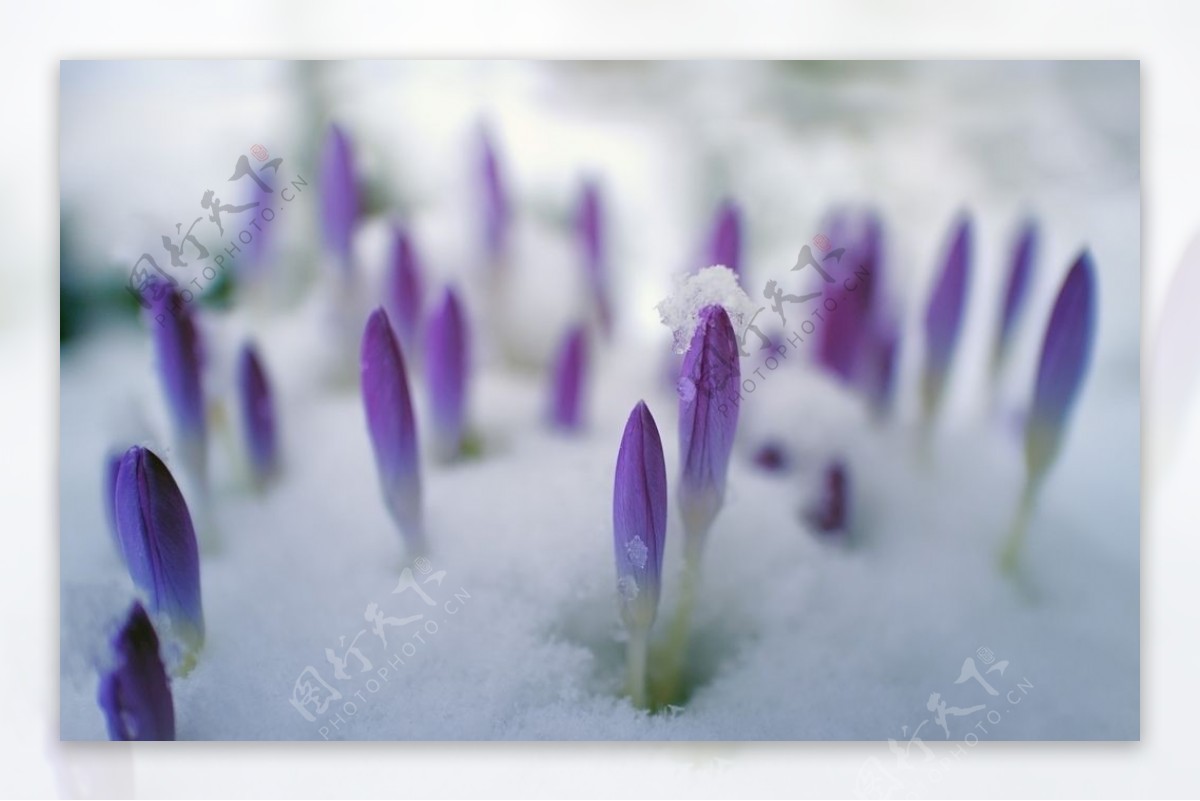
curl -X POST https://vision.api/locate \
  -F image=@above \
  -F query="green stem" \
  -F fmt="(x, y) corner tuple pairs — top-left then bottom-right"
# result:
(626, 627), (649, 709)
(657, 547), (701, 707)
(999, 477), (1040, 575)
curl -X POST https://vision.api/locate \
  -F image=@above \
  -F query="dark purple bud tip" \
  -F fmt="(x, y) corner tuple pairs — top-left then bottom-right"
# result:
(98, 602), (175, 741)
(752, 441), (791, 473)
(706, 198), (742, 275)
(236, 341), (280, 486)
(425, 286), (469, 462)
(319, 123), (361, 271)
(804, 460), (850, 538)
(549, 325), (588, 431)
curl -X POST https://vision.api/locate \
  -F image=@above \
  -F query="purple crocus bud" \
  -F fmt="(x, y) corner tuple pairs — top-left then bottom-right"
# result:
(149, 290), (206, 490)
(97, 602), (175, 741)
(576, 180), (611, 334)
(815, 211), (883, 383)
(804, 460), (850, 537)
(860, 321), (899, 419)
(677, 304), (741, 554)
(921, 216), (972, 421)
(384, 225), (424, 353)
(548, 325), (588, 431)
(613, 401), (667, 633)
(424, 287), (469, 462)
(236, 342), (279, 486)
(705, 198), (742, 275)
(1025, 251), (1096, 479)
(319, 123), (360, 273)
(478, 125), (510, 261)
(993, 220), (1038, 369)
(114, 447), (205, 655)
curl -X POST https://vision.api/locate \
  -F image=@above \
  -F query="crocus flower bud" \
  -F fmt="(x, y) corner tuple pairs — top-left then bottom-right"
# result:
(384, 225), (424, 354)
(424, 287), (469, 462)
(804, 460), (850, 537)
(677, 304), (741, 555)
(613, 401), (668, 633)
(921, 216), (972, 423)
(97, 602), (175, 741)
(993, 220), (1038, 371)
(236, 341), (280, 487)
(705, 198), (742, 275)
(576, 180), (611, 334)
(319, 123), (360, 274)
(478, 125), (510, 262)
(361, 308), (425, 554)
(548, 325), (588, 431)
(113, 447), (205, 656)
(150, 289), (206, 491)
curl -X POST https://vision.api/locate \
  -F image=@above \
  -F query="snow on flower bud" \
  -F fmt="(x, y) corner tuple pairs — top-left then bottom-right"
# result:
(113, 447), (205, 656)
(361, 308), (425, 553)
(677, 304), (741, 553)
(548, 325), (588, 431)
(613, 401), (667, 630)
(236, 341), (280, 487)
(319, 123), (360, 273)
(150, 288), (207, 490)
(993, 220), (1038, 370)
(424, 286), (469, 461)
(921, 216), (972, 422)
(478, 125), (510, 261)
(705, 198), (742, 275)
(576, 179), (611, 334)
(1025, 251), (1097, 479)
(384, 225), (424, 354)
(97, 602), (175, 741)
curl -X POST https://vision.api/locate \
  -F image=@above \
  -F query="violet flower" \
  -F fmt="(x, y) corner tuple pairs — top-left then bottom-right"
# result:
(424, 287), (469, 462)
(548, 325), (588, 431)
(993, 220), (1038, 370)
(97, 602), (175, 741)
(705, 198), (742, 275)
(815, 210), (883, 384)
(612, 401), (667, 708)
(384, 225), (424, 354)
(804, 460), (850, 538)
(478, 125), (510, 262)
(576, 180), (611, 334)
(148, 288), (206, 493)
(113, 447), (205, 656)
(319, 123), (360, 274)
(1001, 251), (1096, 573)
(361, 308), (425, 554)
(236, 341), (279, 487)
(677, 304), (741, 555)
(921, 216), (972, 425)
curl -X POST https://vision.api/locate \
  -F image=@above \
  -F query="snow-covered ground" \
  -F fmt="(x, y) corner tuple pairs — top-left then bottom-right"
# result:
(59, 61), (1138, 740)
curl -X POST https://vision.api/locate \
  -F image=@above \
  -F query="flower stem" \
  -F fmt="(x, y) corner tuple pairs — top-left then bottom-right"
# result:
(656, 543), (702, 707)
(999, 477), (1040, 575)
(626, 626), (649, 709)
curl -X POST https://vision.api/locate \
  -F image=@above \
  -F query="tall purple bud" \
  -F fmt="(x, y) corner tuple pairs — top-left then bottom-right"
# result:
(478, 125), (510, 262)
(993, 220), (1038, 370)
(1025, 251), (1097, 480)
(384, 225), (424, 354)
(424, 287), (469, 462)
(921, 216), (972, 423)
(548, 325), (588, 431)
(113, 447), (205, 656)
(236, 342), (280, 487)
(705, 199), (742, 275)
(576, 180), (611, 334)
(613, 401), (667, 708)
(361, 308), (425, 555)
(97, 602), (175, 741)
(677, 304), (741, 557)
(149, 291), (206, 490)
(815, 210), (883, 383)
(319, 123), (360, 274)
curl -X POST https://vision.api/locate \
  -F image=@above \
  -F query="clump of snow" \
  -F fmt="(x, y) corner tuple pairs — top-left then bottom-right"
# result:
(656, 266), (758, 354)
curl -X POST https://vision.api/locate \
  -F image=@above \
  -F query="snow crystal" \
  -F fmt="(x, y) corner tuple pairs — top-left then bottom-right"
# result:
(656, 266), (758, 354)
(616, 576), (639, 601)
(625, 535), (649, 570)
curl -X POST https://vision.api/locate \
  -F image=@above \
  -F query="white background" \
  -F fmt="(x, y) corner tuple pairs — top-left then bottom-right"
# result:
(2, 0), (1197, 796)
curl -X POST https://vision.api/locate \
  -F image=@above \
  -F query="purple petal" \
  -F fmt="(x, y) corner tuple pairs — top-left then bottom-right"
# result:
(384, 225), (424, 353)
(236, 341), (279, 484)
(237, 174), (274, 280)
(424, 287), (469, 461)
(319, 123), (360, 270)
(921, 216), (972, 417)
(678, 305), (741, 544)
(97, 602), (175, 741)
(549, 325), (588, 431)
(995, 220), (1038, 366)
(1026, 251), (1097, 477)
(613, 401), (667, 630)
(705, 199), (742, 275)
(478, 125), (510, 260)
(815, 210), (883, 383)
(576, 180), (611, 333)
(361, 308), (424, 551)
(113, 447), (205, 653)
(150, 289), (206, 450)
(804, 460), (850, 537)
